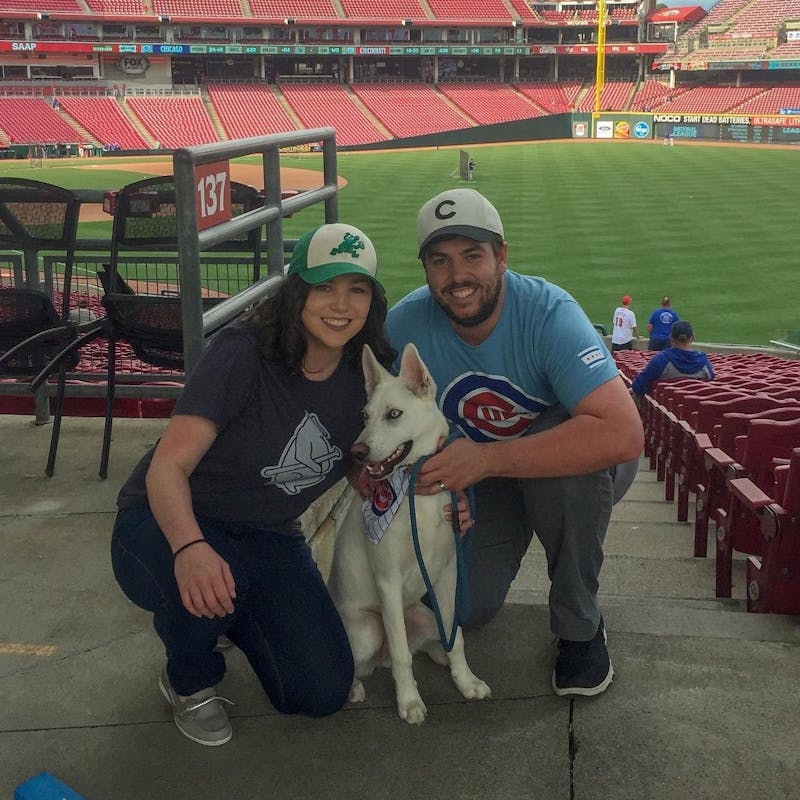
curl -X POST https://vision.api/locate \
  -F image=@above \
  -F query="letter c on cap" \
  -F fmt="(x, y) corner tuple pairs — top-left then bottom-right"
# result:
(435, 200), (456, 220)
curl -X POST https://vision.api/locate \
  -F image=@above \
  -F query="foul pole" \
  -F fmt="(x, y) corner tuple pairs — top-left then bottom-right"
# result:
(594, 0), (607, 112)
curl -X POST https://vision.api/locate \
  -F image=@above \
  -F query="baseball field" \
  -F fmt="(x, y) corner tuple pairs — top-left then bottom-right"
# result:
(3, 139), (799, 346)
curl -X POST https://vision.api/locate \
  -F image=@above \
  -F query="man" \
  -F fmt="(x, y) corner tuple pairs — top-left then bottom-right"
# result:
(386, 189), (643, 697)
(647, 296), (679, 351)
(632, 321), (714, 398)
(611, 295), (637, 351)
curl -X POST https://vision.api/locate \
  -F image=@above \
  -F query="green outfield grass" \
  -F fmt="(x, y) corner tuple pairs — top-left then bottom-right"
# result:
(5, 141), (799, 346)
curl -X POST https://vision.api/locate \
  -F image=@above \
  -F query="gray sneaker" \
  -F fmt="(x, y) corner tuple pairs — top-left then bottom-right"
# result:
(159, 668), (234, 746)
(214, 635), (235, 652)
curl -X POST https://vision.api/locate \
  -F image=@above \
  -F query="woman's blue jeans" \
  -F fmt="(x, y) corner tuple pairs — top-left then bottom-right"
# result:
(111, 506), (353, 717)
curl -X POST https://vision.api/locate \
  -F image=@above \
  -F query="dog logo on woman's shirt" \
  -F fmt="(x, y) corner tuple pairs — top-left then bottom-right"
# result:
(260, 412), (342, 495)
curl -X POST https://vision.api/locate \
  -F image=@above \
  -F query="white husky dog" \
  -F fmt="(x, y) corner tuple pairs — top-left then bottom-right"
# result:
(328, 343), (491, 724)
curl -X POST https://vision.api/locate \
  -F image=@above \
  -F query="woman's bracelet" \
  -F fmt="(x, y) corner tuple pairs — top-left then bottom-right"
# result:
(172, 538), (207, 560)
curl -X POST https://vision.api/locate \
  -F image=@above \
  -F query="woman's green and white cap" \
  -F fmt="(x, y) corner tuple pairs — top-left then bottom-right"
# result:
(287, 223), (382, 289)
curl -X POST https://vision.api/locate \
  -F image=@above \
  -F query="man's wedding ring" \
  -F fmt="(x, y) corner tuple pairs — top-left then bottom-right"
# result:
(439, 481), (448, 492)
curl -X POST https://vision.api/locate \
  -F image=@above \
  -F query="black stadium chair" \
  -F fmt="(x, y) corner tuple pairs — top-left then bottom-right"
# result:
(33, 174), (260, 478)
(0, 178), (82, 427)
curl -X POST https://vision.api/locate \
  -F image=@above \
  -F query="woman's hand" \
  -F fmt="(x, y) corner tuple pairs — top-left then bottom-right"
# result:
(173, 541), (236, 619)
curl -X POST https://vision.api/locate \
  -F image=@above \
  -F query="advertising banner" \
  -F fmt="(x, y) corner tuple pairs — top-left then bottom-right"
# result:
(592, 114), (653, 140)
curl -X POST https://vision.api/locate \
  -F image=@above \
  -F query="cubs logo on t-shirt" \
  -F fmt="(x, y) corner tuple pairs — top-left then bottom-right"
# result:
(441, 373), (550, 443)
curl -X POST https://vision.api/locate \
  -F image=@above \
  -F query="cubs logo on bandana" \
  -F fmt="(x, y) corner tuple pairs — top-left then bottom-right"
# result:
(362, 470), (410, 544)
(441, 373), (550, 443)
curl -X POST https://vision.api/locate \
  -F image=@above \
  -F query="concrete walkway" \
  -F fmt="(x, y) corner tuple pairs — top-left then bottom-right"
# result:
(1, 414), (799, 800)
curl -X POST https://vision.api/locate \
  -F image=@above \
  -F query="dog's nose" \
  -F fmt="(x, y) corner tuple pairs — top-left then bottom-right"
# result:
(351, 442), (369, 463)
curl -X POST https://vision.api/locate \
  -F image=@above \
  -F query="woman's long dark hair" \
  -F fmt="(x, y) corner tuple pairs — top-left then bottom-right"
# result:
(244, 274), (396, 374)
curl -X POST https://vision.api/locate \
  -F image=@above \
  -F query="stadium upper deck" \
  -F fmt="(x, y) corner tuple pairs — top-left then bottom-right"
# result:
(0, 0), (799, 148)
(0, 0), (797, 88)
(654, 0), (800, 73)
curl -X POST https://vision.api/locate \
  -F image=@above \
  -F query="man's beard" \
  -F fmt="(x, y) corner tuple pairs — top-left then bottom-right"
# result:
(437, 275), (503, 328)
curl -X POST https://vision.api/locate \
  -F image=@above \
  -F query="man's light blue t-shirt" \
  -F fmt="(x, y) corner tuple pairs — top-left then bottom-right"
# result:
(386, 271), (619, 443)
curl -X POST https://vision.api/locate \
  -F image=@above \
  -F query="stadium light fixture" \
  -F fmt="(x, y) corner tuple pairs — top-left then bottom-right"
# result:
(284, 17), (296, 25)
(159, 14), (171, 22)
(512, 19), (523, 27)
(37, 11), (50, 19)
(401, 18), (413, 26)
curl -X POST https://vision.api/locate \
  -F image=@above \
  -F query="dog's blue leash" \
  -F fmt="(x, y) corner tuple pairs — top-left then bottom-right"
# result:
(407, 440), (475, 653)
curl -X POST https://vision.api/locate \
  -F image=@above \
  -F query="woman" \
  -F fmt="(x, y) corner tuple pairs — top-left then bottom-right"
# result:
(111, 223), (395, 746)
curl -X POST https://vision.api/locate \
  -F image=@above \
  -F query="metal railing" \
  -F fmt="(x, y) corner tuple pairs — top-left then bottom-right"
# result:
(173, 126), (338, 372)
(0, 130), (339, 409)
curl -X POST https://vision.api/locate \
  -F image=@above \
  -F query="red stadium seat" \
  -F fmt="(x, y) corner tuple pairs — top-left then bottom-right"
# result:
(745, 447), (800, 614)
(714, 418), (800, 598)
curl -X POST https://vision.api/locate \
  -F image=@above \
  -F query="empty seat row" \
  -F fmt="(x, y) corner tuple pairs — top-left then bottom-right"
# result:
(617, 348), (800, 614)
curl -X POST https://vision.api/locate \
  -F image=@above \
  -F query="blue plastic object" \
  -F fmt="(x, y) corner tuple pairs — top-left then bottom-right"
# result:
(14, 772), (87, 800)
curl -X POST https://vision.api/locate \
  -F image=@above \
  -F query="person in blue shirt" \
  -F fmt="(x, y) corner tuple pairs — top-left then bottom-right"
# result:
(647, 296), (679, 351)
(386, 188), (644, 699)
(632, 320), (714, 398)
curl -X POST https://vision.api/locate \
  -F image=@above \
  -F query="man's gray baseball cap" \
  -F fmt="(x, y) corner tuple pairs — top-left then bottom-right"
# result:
(416, 189), (504, 258)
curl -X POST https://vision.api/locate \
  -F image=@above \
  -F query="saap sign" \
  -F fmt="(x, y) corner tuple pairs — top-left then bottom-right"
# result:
(117, 55), (150, 75)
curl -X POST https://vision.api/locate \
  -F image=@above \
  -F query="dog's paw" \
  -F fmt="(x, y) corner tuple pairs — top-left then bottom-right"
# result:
(461, 677), (492, 701)
(452, 672), (492, 701)
(399, 698), (427, 725)
(348, 679), (366, 704)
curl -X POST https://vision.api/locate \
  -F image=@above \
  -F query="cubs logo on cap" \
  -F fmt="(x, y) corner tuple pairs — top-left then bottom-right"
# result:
(287, 223), (383, 288)
(416, 189), (505, 258)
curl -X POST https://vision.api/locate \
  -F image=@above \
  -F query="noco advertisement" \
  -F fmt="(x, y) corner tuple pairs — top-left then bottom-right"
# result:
(591, 112), (800, 145)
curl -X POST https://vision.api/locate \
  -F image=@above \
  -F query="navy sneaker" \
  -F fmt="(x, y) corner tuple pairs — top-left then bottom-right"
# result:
(552, 617), (614, 697)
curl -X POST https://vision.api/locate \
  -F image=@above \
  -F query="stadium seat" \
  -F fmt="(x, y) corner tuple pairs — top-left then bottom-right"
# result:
(674, 394), (794, 524)
(713, 418), (800, 598)
(0, 178), (84, 435)
(696, 405), (800, 558)
(125, 97), (218, 148)
(745, 446), (800, 614)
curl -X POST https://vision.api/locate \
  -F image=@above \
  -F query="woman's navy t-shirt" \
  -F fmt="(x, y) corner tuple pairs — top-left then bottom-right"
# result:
(117, 321), (365, 529)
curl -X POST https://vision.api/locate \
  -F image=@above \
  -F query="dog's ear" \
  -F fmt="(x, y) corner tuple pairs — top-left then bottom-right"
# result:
(361, 344), (388, 394)
(399, 343), (435, 399)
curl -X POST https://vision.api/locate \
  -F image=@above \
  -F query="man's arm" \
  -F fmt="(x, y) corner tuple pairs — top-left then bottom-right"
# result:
(416, 376), (643, 493)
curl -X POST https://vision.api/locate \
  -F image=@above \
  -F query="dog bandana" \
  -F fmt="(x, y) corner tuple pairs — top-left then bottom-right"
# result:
(362, 470), (410, 544)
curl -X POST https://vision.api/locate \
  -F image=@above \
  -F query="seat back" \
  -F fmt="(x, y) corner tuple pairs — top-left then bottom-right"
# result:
(0, 287), (78, 373)
(0, 178), (81, 317)
(108, 175), (261, 294)
(102, 293), (224, 370)
(779, 448), (800, 513)
(716, 405), (800, 453)
(694, 395), (793, 437)
(739, 419), (800, 494)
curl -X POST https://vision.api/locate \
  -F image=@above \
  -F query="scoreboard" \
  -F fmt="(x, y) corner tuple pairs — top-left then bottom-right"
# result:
(653, 114), (800, 145)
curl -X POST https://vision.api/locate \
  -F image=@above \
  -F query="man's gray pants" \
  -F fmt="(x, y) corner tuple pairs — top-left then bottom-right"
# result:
(463, 405), (638, 642)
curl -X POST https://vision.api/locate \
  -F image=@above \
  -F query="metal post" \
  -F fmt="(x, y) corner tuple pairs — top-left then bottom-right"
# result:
(173, 148), (207, 377)
(262, 147), (284, 278)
